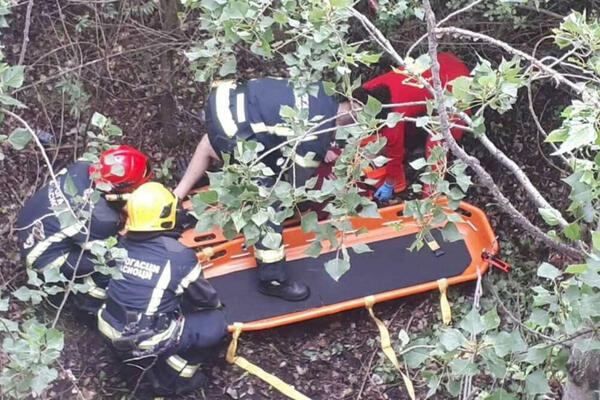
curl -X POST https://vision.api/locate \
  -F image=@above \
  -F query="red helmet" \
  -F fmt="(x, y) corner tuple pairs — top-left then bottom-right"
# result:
(89, 145), (152, 193)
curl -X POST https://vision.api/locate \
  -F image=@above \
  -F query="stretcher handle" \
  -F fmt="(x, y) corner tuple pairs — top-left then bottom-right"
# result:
(482, 251), (511, 273)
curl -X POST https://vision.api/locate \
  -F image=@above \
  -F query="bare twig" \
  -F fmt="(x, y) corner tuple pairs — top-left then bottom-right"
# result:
(434, 26), (583, 94)
(17, 0), (34, 65)
(406, 0), (484, 57)
(3, 109), (81, 228)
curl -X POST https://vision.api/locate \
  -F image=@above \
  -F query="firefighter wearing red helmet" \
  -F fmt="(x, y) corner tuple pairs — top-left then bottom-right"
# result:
(16, 145), (152, 315)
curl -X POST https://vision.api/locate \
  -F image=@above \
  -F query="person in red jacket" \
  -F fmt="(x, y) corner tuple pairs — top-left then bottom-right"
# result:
(357, 52), (470, 200)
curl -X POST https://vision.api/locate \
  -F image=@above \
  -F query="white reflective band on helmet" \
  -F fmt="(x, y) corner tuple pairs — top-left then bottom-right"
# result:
(215, 81), (238, 138)
(97, 307), (122, 340)
(145, 261), (172, 315)
(175, 262), (203, 295)
(236, 93), (246, 123)
(255, 246), (285, 263)
(166, 355), (200, 378)
(250, 122), (295, 137)
(26, 221), (84, 267)
(292, 151), (320, 168)
(84, 276), (107, 300)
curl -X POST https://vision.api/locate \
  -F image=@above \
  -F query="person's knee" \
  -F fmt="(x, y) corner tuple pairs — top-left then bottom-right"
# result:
(184, 310), (227, 348)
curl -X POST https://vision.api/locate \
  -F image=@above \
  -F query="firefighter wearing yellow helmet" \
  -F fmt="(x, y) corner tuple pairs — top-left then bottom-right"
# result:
(98, 182), (226, 396)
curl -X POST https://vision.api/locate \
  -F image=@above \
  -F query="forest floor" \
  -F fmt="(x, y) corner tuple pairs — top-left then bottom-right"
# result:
(0, 2), (578, 399)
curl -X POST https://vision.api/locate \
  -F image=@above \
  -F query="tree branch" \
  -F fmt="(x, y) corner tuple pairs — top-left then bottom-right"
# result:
(18, 0), (34, 65)
(422, 0), (583, 260)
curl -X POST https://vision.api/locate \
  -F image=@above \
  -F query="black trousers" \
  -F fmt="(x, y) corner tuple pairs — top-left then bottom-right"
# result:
(149, 309), (227, 391)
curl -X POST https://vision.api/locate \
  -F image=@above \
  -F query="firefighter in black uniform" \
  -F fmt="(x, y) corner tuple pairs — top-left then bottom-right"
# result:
(16, 145), (151, 313)
(98, 182), (226, 396)
(174, 78), (355, 301)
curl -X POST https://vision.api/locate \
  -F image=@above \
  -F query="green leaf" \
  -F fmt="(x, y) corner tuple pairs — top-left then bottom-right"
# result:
(372, 155), (390, 167)
(8, 128), (31, 150)
(481, 308), (500, 331)
(593, 231), (600, 251)
(439, 328), (467, 351)
(0, 318), (18, 332)
(537, 262), (562, 280)
(261, 231), (282, 250)
(404, 338), (431, 368)
(0, 93), (26, 108)
(90, 112), (108, 129)
(449, 358), (478, 377)
(251, 211), (269, 227)
(45, 328), (64, 350)
(63, 175), (78, 197)
(301, 211), (318, 233)
(565, 263), (587, 274)
(364, 95), (382, 117)
(195, 190), (218, 204)
(219, 56), (237, 76)
(524, 345), (551, 366)
(527, 308), (549, 327)
(413, 6), (425, 20)
(231, 209), (247, 231)
(441, 223), (462, 242)
(409, 158), (427, 170)
(553, 122), (597, 154)
(305, 241), (322, 258)
(324, 257), (350, 281)
(279, 105), (297, 119)
(460, 308), (486, 336)
(525, 370), (550, 395)
(488, 330), (527, 357)
(563, 222), (581, 241)
(1, 65), (24, 88)
(351, 243), (372, 254)
(538, 207), (562, 226)
(0, 297), (8, 312)
(359, 203), (380, 219)
(385, 112), (403, 128)
(30, 365), (58, 396)
(43, 267), (66, 284)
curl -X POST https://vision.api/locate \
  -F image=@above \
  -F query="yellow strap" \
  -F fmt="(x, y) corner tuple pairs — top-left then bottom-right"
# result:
(437, 278), (452, 325)
(364, 296), (416, 400)
(227, 323), (311, 400)
(201, 247), (214, 259)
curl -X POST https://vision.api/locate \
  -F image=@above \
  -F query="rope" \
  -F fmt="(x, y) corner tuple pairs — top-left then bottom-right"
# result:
(364, 296), (416, 400)
(226, 323), (311, 400)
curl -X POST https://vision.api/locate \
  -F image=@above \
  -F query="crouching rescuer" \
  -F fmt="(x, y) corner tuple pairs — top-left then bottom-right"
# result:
(16, 145), (151, 314)
(97, 182), (227, 396)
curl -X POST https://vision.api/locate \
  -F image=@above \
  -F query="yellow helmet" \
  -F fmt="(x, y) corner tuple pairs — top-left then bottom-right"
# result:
(126, 182), (178, 232)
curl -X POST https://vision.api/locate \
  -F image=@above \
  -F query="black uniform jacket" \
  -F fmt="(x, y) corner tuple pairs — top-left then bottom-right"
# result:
(99, 232), (220, 334)
(16, 161), (120, 274)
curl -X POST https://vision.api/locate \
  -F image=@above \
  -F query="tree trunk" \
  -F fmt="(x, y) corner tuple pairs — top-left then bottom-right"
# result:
(563, 348), (600, 400)
(158, 0), (179, 146)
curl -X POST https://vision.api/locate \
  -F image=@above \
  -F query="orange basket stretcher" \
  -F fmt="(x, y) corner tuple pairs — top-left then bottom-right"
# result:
(179, 200), (500, 332)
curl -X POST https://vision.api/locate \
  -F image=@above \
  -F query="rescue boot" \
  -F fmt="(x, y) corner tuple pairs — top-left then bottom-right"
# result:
(258, 280), (310, 301)
(146, 367), (209, 397)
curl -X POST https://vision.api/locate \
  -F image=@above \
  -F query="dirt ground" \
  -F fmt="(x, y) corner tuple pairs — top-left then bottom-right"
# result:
(0, 2), (577, 399)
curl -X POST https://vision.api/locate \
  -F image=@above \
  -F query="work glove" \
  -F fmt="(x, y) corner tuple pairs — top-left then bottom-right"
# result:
(374, 183), (394, 202)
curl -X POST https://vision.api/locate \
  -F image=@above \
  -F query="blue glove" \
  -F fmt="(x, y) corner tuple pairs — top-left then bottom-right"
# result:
(374, 183), (394, 202)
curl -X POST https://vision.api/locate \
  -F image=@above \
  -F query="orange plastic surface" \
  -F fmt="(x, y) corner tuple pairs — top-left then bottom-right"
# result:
(180, 200), (497, 332)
